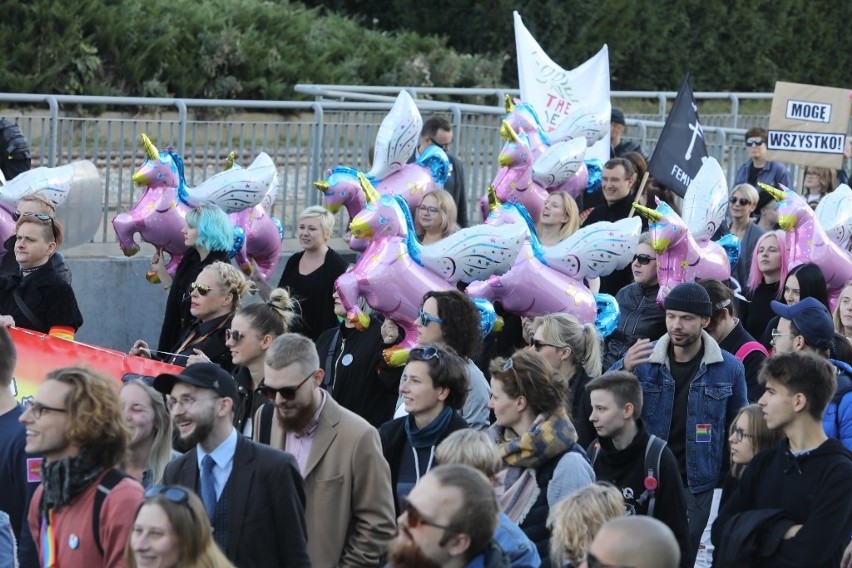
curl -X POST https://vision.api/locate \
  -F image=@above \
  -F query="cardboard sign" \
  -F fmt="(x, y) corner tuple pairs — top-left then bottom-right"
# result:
(767, 81), (851, 168)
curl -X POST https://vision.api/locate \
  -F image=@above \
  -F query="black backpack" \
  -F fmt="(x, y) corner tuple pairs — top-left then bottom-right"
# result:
(0, 117), (32, 181)
(587, 434), (666, 516)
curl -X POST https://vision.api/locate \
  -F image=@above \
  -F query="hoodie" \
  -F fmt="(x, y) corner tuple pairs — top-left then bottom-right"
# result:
(712, 437), (852, 567)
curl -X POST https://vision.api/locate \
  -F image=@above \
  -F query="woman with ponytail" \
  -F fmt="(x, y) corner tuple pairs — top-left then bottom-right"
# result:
(227, 288), (297, 436)
(531, 313), (603, 448)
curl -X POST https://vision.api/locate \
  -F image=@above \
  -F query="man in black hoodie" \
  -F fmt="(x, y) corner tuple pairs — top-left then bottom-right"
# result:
(713, 351), (852, 567)
(585, 371), (689, 567)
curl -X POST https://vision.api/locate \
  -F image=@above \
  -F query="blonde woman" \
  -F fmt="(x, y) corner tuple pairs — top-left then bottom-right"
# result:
(801, 166), (837, 208)
(547, 482), (625, 567)
(531, 313), (603, 448)
(276, 205), (347, 341)
(415, 189), (458, 244)
(536, 192), (579, 246)
(119, 377), (174, 488)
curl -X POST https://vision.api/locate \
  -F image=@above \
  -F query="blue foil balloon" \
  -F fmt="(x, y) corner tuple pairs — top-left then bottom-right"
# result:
(585, 158), (603, 194)
(717, 233), (741, 271)
(473, 297), (497, 337)
(594, 293), (619, 338)
(229, 226), (246, 259)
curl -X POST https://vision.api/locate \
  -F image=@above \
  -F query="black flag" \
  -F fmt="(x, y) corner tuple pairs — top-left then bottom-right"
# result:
(648, 74), (707, 197)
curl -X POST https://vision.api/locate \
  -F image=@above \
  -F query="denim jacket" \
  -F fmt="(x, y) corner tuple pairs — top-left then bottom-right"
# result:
(610, 331), (748, 493)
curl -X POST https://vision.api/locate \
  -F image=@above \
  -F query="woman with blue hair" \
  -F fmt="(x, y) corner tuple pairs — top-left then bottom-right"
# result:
(145, 204), (234, 359)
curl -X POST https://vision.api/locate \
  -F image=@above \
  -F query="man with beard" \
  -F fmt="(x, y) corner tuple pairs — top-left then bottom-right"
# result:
(156, 363), (309, 568)
(387, 464), (508, 568)
(22, 367), (143, 568)
(253, 333), (396, 568)
(610, 282), (747, 565)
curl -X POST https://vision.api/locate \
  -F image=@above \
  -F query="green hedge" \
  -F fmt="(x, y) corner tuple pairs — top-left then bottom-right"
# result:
(0, 0), (504, 99)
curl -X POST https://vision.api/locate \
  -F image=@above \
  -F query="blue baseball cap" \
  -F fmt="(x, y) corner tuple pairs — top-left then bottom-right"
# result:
(770, 297), (834, 350)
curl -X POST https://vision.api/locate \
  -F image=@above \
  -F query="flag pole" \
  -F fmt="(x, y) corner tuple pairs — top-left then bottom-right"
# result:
(628, 172), (650, 218)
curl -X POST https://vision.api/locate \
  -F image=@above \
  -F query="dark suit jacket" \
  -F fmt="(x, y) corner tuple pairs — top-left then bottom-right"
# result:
(162, 434), (310, 568)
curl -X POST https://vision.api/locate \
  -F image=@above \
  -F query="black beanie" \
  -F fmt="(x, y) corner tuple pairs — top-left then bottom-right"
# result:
(663, 282), (713, 317)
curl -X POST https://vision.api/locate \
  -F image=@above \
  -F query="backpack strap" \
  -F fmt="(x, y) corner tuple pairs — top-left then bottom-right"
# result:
(586, 438), (601, 467)
(93, 469), (130, 556)
(734, 341), (768, 362)
(258, 402), (275, 446)
(643, 434), (667, 517)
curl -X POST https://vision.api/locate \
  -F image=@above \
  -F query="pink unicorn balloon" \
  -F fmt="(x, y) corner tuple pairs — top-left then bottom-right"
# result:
(112, 134), (190, 280)
(760, 183), (852, 310)
(633, 201), (731, 304)
(466, 193), (597, 322)
(336, 173), (455, 366)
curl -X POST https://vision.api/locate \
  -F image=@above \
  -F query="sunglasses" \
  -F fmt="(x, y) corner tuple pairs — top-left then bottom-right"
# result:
(418, 309), (444, 327)
(729, 196), (752, 206)
(259, 369), (317, 401)
(401, 497), (456, 532)
(530, 339), (560, 352)
(144, 486), (197, 519)
(745, 139), (764, 147)
(409, 345), (441, 362)
(631, 254), (655, 265)
(225, 329), (246, 344)
(190, 282), (215, 296)
(15, 212), (58, 240)
(121, 373), (155, 386)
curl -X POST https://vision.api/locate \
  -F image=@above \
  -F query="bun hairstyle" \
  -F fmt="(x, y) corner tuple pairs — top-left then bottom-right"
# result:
(238, 288), (298, 337)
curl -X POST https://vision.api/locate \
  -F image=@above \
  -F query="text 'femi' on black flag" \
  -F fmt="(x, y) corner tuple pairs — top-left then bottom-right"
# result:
(648, 74), (707, 197)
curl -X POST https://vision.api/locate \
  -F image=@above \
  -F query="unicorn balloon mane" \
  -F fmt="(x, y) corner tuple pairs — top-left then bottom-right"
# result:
(760, 182), (852, 310)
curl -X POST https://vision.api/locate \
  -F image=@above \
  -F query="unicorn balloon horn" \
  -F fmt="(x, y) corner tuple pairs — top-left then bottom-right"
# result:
(758, 182), (787, 201)
(224, 151), (236, 171)
(141, 133), (159, 161)
(314, 180), (330, 192)
(632, 203), (663, 222)
(357, 171), (382, 204)
(499, 119), (523, 144)
(504, 93), (515, 114)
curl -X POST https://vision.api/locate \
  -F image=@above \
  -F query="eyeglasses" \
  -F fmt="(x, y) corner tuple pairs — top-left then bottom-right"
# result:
(745, 139), (764, 147)
(770, 329), (796, 344)
(15, 212), (58, 240)
(631, 253), (655, 266)
(189, 282), (216, 296)
(166, 394), (220, 411)
(418, 309), (444, 327)
(428, 137), (450, 151)
(259, 370), (317, 401)
(804, 170), (820, 176)
(586, 552), (635, 568)
(400, 497), (456, 532)
(731, 427), (754, 443)
(531, 339), (561, 352)
(418, 205), (440, 215)
(729, 196), (752, 207)
(23, 399), (67, 419)
(225, 329), (246, 344)
(409, 345), (441, 362)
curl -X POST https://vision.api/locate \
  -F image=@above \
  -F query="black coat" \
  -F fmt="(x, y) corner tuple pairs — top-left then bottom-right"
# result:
(162, 434), (310, 568)
(712, 438), (852, 567)
(567, 366), (595, 450)
(0, 262), (82, 333)
(604, 282), (666, 369)
(378, 411), (468, 514)
(0, 236), (71, 283)
(315, 319), (402, 428)
(158, 248), (230, 354)
(160, 312), (233, 370)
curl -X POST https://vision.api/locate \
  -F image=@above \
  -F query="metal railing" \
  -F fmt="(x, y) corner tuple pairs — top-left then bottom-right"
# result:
(0, 89), (770, 245)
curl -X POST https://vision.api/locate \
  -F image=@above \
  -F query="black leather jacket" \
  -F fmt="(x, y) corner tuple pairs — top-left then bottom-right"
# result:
(603, 282), (666, 370)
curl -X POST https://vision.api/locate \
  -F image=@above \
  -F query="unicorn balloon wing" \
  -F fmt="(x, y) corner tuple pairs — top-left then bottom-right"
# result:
(418, 223), (528, 284)
(547, 100), (611, 146)
(815, 183), (852, 251)
(366, 91), (423, 180)
(681, 157), (728, 243)
(531, 138), (586, 188)
(182, 152), (276, 213)
(0, 163), (78, 209)
(543, 217), (642, 280)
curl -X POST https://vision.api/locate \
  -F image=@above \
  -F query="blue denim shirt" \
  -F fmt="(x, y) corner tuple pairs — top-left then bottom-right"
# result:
(493, 513), (540, 568)
(733, 160), (792, 190)
(610, 332), (747, 493)
(0, 510), (16, 568)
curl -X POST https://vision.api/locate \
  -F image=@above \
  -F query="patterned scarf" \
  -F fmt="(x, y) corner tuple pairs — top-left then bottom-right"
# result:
(40, 450), (105, 516)
(490, 412), (577, 523)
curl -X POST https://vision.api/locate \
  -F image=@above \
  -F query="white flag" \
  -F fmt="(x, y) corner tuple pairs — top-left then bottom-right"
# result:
(514, 11), (611, 163)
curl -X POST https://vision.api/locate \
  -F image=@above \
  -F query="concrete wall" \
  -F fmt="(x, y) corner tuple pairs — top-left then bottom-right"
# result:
(66, 242), (357, 352)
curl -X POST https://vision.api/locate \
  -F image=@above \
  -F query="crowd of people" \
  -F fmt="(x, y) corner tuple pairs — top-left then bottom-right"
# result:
(1, 112), (852, 568)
